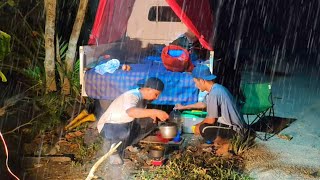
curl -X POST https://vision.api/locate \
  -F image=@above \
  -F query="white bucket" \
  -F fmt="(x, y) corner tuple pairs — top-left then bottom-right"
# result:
(182, 114), (204, 134)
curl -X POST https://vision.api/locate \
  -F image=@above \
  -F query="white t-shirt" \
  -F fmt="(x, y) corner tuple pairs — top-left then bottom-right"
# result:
(97, 88), (145, 133)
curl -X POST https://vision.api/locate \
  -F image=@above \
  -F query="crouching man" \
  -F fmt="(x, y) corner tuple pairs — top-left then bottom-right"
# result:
(97, 77), (169, 164)
(175, 64), (247, 155)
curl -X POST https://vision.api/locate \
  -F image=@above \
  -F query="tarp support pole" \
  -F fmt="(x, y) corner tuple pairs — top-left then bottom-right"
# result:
(209, 50), (214, 73)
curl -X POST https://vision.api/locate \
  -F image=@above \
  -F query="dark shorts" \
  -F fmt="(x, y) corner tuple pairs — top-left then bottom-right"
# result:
(199, 122), (236, 143)
(100, 118), (156, 153)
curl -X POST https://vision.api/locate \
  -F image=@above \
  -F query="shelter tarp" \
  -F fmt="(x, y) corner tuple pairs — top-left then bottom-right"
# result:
(89, 0), (214, 50)
(166, 0), (214, 50)
(88, 0), (135, 45)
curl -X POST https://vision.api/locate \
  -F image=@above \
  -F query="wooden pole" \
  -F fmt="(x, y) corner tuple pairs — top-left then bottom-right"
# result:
(85, 141), (122, 180)
(209, 50), (214, 73)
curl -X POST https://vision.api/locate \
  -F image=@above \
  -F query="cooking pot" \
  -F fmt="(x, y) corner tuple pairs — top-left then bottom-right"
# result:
(159, 122), (177, 139)
(148, 145), (165, 159)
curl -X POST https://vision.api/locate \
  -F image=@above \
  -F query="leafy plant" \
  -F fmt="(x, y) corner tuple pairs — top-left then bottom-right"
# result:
(230, 130), (256, 155)
(23, 66), (45, 93)
(71, 58), (81, 96)
(71, 136), (103, 162)
(55, 36), (80, 96)
(0, 0), (15, 9)
(0, 30), (11, 82)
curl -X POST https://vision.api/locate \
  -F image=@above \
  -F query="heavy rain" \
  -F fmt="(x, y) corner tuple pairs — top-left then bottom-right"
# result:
(0, 0), (319, 179)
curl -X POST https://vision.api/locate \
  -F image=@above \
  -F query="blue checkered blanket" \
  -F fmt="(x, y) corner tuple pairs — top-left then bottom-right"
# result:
(85, 62), (199, 105)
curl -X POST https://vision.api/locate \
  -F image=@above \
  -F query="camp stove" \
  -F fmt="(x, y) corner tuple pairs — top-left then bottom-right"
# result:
(148, 145), (166, 166)
(151, 157), (166, 166)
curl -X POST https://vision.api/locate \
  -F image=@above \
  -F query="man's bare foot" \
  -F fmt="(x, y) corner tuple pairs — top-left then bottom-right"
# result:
(215, 143), (231, 157)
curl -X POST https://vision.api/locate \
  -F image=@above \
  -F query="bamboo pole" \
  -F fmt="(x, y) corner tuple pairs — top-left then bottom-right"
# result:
(209, 50), (214, 73)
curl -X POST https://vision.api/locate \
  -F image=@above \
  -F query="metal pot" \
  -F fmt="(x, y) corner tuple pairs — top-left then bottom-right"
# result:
(148, 145), (164, 159)
(159, 122), (177, 139)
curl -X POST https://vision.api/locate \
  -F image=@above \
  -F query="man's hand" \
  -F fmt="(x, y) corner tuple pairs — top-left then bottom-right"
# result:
(174, 102), (206, 110)
(174, 104), (185, 110)
(194, 123), (201, 135)
(194, 118), (216, 135)
(150, 109), (169, 123)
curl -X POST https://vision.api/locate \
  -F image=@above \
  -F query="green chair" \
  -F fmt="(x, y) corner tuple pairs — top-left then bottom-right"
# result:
(240, 83), (275, 141)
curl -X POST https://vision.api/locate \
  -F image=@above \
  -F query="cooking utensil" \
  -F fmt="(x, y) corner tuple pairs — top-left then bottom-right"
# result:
(148, 145), (165, 159)
(159, 122), (177, 139)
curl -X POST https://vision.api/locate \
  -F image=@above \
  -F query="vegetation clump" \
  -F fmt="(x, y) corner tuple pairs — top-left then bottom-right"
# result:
(136, 149), (252, 180)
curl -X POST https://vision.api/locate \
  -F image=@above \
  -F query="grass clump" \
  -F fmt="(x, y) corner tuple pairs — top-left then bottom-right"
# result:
(136, 150), (252, 180)
(230, 131), (256, 156)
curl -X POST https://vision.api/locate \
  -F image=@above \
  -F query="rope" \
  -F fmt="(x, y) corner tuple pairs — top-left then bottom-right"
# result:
(0, 131), (20, 180)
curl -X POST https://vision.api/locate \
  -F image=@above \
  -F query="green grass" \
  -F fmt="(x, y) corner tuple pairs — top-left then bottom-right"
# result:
(230, 131), (256, 156)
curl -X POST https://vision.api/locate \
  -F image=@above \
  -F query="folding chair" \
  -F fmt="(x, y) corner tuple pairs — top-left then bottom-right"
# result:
(240, 83), (275, 141)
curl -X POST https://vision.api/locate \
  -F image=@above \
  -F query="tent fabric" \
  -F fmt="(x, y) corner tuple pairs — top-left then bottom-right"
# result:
(89, 0), (214, 50)
(165, 0), (214, 50)
(88, 0), (135, 45)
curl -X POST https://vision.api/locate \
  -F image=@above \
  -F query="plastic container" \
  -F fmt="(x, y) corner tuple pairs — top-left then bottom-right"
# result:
(168, 49), (184, 57)
(169, 109), (182, 132)
(181, 111), (207, 133)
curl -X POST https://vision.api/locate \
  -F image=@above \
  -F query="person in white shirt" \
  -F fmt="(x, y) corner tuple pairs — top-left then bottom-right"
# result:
(97, 77), (169, 164)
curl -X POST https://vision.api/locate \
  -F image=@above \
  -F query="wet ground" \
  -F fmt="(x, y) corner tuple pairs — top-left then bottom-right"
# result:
(21, 134), (202, 180)
(11, 59), (320, 180)
(241, 60), (320, 179)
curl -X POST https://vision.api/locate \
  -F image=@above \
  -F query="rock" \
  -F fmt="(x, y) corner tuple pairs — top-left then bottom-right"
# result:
(84, 127), (100, 146)
(277, 133), (293, 141)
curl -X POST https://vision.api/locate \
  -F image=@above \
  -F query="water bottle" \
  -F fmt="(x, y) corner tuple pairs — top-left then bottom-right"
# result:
(169, 109), (182, 132)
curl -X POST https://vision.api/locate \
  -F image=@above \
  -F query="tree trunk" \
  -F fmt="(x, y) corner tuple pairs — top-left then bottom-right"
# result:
(44, 0), (57, 92)
(63, 0), (89, 95)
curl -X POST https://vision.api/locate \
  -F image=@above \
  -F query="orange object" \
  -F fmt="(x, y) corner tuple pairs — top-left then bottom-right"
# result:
(161, 45), (194, 72)
(126, 65), (131, 71)
(122, 64), (127, 71)
(65, 110), (89, 130)
(67, 114), (96, 131)
(122, 64), (132, 71)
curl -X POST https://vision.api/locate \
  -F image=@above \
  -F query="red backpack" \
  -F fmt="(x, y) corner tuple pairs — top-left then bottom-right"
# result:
(161, 45), (194, 72)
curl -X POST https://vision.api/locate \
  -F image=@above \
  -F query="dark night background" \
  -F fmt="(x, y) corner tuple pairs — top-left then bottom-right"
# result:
(212, 0), (319, 58)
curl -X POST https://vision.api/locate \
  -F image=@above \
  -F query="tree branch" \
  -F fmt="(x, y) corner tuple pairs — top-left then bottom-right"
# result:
(2, 112), (47, 135)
